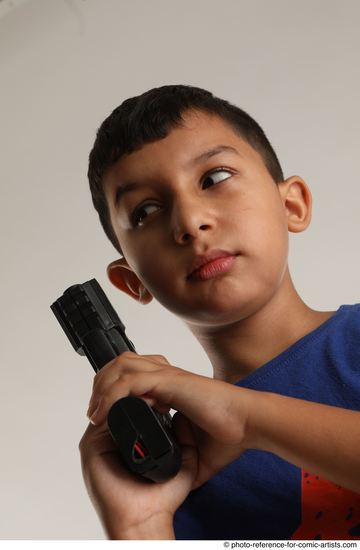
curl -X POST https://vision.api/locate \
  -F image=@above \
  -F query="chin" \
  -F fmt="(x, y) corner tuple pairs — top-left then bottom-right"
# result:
(157, 276), (273, 326)
(181, 298), (261, 328)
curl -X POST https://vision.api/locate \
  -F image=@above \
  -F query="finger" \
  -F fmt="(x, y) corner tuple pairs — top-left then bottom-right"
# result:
(87, 392), (168, 422)
(91, 351), (136, 392)
(89, 371), (167, 426)
(92, 352), (170, 393)
(151, 402), (172, 414)
(79, 421), (116, 459)
(89, 353), (169, 415)
(140, 354), (171, 365)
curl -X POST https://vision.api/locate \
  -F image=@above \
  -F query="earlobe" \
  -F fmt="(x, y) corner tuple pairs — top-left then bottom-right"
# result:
(107, 259), (153, 304)
(280, 176), (312, 233)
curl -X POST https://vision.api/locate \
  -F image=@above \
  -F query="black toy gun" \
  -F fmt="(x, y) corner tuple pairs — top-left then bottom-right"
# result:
(51, 278), (181, 482)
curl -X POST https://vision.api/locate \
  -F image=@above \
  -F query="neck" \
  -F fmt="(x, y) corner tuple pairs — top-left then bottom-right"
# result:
(186, 267), (335, 384)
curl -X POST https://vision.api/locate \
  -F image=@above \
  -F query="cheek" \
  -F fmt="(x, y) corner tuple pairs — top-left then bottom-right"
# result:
(120, 231), (181, 305)
(254, 213), (288, 256)
(231, 194), (287, 246)
(231, 199), (289, 278)
(131, 250), (188, 313)
(255, 217), (289, 289)
(130, 250), (172, 296)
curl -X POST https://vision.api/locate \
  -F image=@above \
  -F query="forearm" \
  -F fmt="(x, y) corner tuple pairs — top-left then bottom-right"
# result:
(103, 512), (175, 540)
(245, 390), (360, 493)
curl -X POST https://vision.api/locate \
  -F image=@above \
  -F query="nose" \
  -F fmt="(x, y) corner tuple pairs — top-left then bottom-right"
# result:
(171, 196), (213, 245)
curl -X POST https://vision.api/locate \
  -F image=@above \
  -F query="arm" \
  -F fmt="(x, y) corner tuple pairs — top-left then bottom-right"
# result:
(88, 352), (360, 495)
(244, 390), (360, 493)
(105, 512), (175, 540)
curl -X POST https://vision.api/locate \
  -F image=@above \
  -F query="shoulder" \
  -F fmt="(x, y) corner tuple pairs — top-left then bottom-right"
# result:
(334, 303), (360, 332)
(327, 303), (360, 370)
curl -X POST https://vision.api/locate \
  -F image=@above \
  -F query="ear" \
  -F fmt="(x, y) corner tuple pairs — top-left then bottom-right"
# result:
(278, 176), (312, 233)
(107, 258), (153, 305)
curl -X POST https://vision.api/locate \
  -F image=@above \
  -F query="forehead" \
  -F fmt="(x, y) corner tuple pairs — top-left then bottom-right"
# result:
(104, 109), (264, 186)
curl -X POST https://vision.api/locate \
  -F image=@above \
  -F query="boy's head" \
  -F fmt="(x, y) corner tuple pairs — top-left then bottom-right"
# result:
(88, 85), (284, 255)
(88, 85), (312, 327)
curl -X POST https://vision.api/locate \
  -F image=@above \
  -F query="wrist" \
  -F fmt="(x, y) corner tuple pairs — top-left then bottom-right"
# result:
(244, 390), (293, 453)
(104, 512), (175, 540)
(241, 387), (273, 451)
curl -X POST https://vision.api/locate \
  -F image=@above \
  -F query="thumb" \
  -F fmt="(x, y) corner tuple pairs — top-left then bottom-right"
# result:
(172, 412), (199, 486)
(172, 411), (197, 448)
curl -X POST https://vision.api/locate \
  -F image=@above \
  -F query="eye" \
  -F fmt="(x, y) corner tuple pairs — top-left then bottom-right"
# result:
(202, 168), (233, 189)
(132, 203), (160, 227)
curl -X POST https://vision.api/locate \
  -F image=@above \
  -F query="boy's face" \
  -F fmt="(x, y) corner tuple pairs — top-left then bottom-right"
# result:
(103, 109), (295, 327)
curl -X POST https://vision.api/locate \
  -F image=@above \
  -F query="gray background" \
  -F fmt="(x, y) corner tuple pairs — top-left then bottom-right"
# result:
(1, 0), (359, 539)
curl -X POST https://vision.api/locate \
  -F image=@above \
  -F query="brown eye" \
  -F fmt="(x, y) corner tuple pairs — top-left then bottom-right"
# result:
(202, 168), (233, 190)
(132, 203), (160, 227)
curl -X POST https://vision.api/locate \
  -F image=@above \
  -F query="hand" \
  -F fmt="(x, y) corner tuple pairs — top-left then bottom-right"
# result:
(87, 352), (255, 489)
(79, 377), (198, 539)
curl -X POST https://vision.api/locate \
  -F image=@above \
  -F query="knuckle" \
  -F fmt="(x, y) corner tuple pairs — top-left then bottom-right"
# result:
(111, 352), (131, 371)
(153, 354), (170, 364)
(120, 371), (131, 384)
(92, 373), (98, 389)
(171, 365), (185, 379)
(78, 433), (87, 454)
(120, 350), (136, 359)
(92, 368), (103, 390)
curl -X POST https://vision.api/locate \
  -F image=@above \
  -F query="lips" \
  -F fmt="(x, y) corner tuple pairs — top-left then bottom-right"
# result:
(187, 249), (237, 282)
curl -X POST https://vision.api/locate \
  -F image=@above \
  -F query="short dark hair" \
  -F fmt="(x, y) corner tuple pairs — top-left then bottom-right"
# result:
(88, 84), (284, 254)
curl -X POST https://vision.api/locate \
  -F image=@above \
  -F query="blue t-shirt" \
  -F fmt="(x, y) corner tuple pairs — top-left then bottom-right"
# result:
(173, 304), (360, 540)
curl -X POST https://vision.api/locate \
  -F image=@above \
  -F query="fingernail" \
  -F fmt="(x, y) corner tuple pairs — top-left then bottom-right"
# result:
(87, 399), (98, 419)
(89, 402), (100, 425)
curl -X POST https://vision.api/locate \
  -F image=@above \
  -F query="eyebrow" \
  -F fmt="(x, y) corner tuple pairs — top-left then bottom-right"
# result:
(113, 144), (240, 206)
(188, 144), (240, 166)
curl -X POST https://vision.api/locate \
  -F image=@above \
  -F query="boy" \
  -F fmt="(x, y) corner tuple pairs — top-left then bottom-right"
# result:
(79, 85), (360, 540)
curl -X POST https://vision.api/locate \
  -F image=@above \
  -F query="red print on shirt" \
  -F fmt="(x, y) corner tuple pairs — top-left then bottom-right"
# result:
(291, 471), (360, 539)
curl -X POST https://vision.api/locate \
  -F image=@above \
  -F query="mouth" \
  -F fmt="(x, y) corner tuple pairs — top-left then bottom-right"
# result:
(187, 250), (238, 282)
